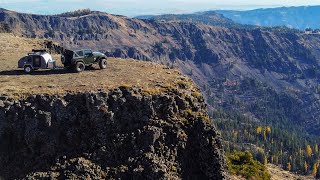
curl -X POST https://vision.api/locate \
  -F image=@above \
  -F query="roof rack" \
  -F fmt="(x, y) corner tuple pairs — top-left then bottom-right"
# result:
(27, 49), (47, 56)
(32, 49), (47, 53)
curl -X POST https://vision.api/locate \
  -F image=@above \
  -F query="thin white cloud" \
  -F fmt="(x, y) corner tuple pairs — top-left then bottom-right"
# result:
(1, 0), (320, 16)
(0, 0), (40, 3)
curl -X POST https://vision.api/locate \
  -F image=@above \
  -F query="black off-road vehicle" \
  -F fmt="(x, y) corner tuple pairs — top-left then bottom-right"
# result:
(62, 49), (107, 72)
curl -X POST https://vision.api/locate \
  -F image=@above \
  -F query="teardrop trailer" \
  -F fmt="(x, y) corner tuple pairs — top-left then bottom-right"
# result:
(18, 49), (57, 73)
(18, 49), (107, 73)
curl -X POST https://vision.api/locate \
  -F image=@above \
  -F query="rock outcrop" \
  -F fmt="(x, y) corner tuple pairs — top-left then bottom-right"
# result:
(0, 22), (10, 33)
(0, 86), (227, 179)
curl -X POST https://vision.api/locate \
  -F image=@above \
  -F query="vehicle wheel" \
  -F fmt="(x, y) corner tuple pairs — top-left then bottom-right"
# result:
(99, 58), (107, 69)
(24, 66), (33, 74)
(75, 62), (85, 72)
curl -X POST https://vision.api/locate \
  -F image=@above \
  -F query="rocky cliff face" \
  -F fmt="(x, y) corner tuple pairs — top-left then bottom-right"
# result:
(0, 86), (227, 179)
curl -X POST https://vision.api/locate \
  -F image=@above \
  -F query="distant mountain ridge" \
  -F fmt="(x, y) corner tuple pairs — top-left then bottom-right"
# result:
(136, 11), (245, 28)
(217, 6), (320, 30)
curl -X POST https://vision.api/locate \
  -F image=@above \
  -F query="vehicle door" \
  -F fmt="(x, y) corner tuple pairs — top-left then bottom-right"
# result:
(84, 50), (94, 64)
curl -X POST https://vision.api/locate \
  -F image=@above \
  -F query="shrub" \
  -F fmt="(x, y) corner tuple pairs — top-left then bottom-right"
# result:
(227, 151), (271, 180)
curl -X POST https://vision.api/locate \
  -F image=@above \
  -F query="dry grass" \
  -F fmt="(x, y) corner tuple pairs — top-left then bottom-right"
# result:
(267, 164), (314, 180)
(231, 164), (315, 180)
(0, 33), (196, 98)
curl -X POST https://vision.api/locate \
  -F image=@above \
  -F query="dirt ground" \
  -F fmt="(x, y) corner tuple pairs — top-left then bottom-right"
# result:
(0, 33), (194, 98)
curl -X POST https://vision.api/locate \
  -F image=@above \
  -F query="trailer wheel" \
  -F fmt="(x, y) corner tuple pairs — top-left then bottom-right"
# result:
(75, 62), (85, 72)
(99, 58), (107, 69)
(24, 66), (33, 74)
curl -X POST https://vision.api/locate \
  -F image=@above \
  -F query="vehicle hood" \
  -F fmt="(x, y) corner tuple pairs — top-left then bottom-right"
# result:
(93, 52), (106, 57)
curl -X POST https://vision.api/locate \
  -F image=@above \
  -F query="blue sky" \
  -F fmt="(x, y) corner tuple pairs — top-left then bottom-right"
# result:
(1, 0), (320, 16)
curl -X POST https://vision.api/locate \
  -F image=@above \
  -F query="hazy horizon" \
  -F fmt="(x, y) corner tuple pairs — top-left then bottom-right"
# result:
(1, 0), (320, 17)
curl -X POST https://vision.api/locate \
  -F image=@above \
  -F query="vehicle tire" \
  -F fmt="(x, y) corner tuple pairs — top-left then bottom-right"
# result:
(75, 62), (85, 73)
(24, 66), (33, 74)
(99, 58), (107, 69)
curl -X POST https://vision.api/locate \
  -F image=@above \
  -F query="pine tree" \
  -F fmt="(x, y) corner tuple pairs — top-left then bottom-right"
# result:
(316, 165), (320, 178)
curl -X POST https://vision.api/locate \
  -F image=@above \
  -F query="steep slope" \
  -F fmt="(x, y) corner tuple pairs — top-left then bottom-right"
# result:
(3, 9), (320, 175)
(0, 34), (227, 179)
(217, 6), (320, 30)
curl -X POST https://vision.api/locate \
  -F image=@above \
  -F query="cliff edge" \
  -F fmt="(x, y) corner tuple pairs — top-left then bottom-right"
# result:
(0, 34), (228, 179)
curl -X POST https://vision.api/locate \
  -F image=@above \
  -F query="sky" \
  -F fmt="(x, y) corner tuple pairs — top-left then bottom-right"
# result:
(1, 0), (320, 17)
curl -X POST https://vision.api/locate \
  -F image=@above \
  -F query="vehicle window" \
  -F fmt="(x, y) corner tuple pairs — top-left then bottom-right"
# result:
(84, 50), (93, 56)
(76, 51), (84, 56)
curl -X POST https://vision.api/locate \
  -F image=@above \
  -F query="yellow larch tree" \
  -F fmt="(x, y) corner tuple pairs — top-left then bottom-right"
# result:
(312, 163), (317, 177)
(263, 130), (267, 141)
(264, 156), (268, 165)
(306, 145), (313, 157)
(305, 161), (309, 174)
(266, 126), (271, 133)
(256, 126), (262, 134)
(287, 162), (292, 171)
